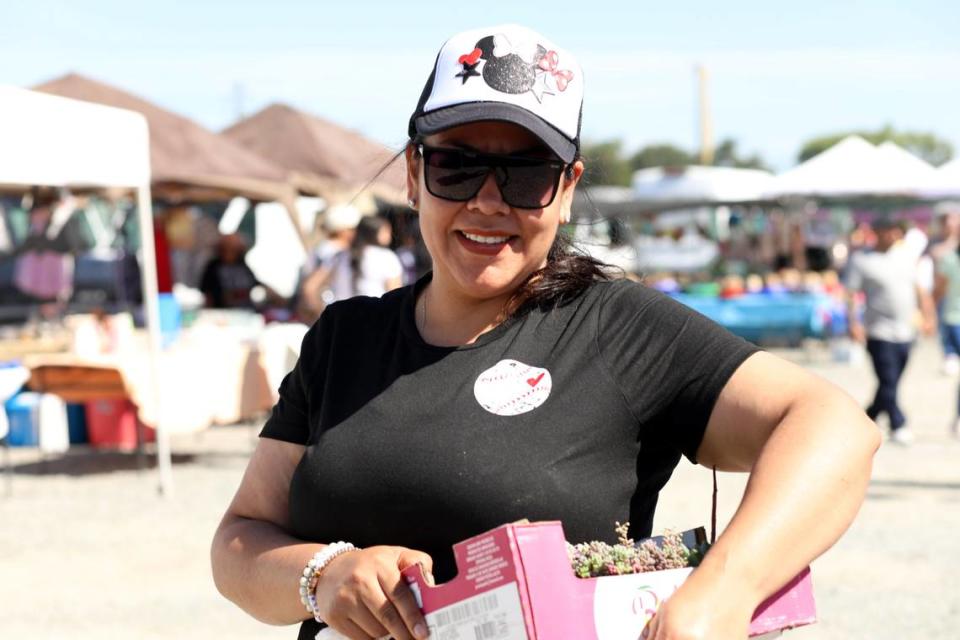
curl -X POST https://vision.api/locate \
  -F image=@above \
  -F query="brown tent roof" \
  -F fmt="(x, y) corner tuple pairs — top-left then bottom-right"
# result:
(223, 103), (406, 204)
(33, 73), (290, 194)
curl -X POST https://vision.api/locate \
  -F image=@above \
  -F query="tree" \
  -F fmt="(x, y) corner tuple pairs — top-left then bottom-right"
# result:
(712, 138), (769, 171)
(798, 125), (955, 166)
(629, 144), (692, 171)
(580, 140), (633, 186)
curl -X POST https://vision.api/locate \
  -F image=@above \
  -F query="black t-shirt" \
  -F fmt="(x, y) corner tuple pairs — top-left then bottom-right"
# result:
(261, 276), (757, 637)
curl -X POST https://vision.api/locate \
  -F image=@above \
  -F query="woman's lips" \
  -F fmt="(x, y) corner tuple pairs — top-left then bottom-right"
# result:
(455, 230), (517, 255)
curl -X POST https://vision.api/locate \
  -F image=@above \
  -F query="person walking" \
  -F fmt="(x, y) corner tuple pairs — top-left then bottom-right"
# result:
(934, 239), (960, 438)
(931, 203), (960, 374)
(297, 204), (361, 322)
(846, 218), (937, 444)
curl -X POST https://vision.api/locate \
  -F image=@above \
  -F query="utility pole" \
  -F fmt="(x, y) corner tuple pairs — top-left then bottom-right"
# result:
(696, 65), (714, 165)
(233, 82), (246, 121)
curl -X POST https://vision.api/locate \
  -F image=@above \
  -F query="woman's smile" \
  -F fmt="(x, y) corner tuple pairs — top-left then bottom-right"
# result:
(409, 120), (572, 302)
(455, 229), (520, 255)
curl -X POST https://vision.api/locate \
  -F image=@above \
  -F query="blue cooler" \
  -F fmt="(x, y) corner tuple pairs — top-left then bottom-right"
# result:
(66, 402), (89, 444)
(5, 391), (41, 447)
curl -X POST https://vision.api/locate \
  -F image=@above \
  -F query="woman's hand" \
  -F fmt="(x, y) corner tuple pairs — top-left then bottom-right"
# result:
(313, 545), (433, 640)
(643, 569), (755, 640)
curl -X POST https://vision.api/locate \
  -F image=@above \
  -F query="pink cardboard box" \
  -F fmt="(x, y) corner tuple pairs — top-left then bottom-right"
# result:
(402, 520), (816, 640)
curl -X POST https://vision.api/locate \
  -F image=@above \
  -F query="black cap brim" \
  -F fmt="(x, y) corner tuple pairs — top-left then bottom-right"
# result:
(415, 102), (577, 163)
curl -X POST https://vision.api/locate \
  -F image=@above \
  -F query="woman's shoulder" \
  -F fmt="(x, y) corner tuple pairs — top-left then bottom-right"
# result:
(534, 277), (668, 329)
(579, 276), (708, 333)
(589, 276), (666, 308)
(325, 283), (410, 319)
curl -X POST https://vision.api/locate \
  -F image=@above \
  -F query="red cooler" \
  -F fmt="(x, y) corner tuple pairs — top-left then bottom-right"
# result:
(85, 399), (154, 449)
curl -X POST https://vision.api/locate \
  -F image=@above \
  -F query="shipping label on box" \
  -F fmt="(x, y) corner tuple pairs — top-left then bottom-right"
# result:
(407, 526), (532, 640)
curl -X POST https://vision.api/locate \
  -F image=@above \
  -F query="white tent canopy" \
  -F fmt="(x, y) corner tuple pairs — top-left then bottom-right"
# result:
(765, 135), (942, 199)
(0, 86), (173, 495)
(633, 165), (775, 205)
(939, 158), (960, 177)
(0, 86), (150, 188)
(920, 157), (960, 199)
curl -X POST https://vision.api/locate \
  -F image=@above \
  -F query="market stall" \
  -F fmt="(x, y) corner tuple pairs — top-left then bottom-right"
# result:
(0, 84), (178, 493)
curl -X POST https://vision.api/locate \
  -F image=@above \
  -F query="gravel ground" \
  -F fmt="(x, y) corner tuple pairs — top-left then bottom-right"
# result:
(1, 338), (958, 639)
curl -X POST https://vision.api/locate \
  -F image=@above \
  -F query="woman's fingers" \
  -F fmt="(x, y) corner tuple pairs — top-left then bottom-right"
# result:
(328, 617), (375, 640)
(359, 578), (419, 640)
(643, 612), (660, 640)
(397, 548), (433, 578)
(379, 571), (429, 639)
(346, 605), (390, 639)
(315, 546), (431, 640)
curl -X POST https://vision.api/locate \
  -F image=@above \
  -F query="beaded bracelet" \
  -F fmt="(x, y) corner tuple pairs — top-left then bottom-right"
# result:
(299, 541), (358, 623)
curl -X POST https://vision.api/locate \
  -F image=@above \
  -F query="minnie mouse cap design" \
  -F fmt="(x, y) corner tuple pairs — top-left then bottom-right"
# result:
(408, 24), (583, 163)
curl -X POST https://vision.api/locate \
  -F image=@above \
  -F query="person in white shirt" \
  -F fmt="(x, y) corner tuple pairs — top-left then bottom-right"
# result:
(297, 204), (361, 322)
(350, 215), (403, 297)
(846, 218), (936, 445)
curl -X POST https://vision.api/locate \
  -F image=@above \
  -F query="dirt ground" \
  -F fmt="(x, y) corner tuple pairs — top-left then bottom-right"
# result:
(1, 338), (958, 639)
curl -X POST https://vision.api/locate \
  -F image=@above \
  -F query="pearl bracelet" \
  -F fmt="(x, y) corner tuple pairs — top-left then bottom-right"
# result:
(299, 541), (358, 623)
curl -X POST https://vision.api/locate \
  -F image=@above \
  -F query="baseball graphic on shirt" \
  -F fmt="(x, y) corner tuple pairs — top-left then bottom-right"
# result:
(474, 359), (552, 416)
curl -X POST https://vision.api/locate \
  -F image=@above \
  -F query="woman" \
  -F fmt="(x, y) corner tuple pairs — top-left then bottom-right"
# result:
(211, 25), (879, 640)
(350, 215), (403, 298)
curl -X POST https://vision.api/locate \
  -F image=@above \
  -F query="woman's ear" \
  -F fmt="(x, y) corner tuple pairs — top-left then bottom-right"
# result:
(405, 144), (420, 210)
(558, 160), (584, 223)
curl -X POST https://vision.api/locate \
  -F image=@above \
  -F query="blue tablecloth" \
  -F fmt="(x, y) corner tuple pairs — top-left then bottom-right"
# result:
(671, 293), (838, 344)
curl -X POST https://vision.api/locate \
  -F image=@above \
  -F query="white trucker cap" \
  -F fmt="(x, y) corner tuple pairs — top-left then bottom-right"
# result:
(408, 24), (584, 163)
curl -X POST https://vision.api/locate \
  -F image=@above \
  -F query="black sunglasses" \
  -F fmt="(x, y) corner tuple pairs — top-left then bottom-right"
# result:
(417, 144), (567, 209)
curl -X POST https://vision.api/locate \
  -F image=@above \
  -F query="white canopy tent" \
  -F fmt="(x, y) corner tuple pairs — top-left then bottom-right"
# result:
(0, 86), (173, 495)
(920, 157), (960, 200)
(632, 165), (775, 205)
(939, 158), (960, 177)
(765, 135), (942, 199)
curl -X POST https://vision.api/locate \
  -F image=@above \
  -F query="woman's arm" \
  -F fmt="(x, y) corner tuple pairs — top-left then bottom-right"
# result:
(211, 438), (318, 625)
(211, 439), (432, 639)
(648, 351), (880, 638)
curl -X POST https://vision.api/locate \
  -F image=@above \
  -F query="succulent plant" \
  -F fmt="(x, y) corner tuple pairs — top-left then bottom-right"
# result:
(566, 522), (709, 579)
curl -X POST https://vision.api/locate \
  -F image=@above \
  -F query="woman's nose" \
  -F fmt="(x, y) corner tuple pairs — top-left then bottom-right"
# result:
(469, 170), (509, 215)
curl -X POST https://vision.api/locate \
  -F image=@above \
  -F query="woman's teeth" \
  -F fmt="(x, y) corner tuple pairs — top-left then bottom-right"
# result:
(462, 231), (510, 244)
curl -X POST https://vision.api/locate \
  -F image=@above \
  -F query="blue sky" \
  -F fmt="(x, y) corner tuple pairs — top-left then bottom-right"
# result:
(3, 0), (959, 170)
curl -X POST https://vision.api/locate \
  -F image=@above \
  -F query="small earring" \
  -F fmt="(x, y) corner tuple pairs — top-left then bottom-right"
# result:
(407, 197), (417, 209)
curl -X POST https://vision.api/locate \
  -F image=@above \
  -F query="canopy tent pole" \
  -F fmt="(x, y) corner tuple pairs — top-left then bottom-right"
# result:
(134, 183), (173, 497)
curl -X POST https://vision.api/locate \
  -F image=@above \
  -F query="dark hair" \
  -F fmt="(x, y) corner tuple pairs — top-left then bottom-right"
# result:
(349, 215), (390, 293)
(503, 223), (616, 320)
(360, 141), (617, 315)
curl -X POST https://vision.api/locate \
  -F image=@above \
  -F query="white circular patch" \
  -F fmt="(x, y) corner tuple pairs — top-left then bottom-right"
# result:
(473, 359), (552, 416)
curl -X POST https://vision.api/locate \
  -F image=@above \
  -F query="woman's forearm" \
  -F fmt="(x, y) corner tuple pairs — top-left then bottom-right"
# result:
(692, 388), (880, 607)
(211, 513), (324, 625)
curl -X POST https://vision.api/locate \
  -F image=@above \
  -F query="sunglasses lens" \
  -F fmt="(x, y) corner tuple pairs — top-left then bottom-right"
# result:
(422, 146), (563, 208)
(497, 160), (562, 209)
(424, 148), (488, 201)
